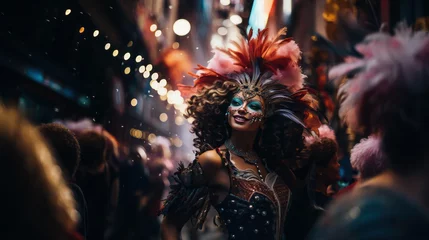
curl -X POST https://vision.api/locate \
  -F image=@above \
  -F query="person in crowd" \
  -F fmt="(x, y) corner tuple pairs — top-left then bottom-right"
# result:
(350, 134), (387, 183)
(102, 131), (121, 228)
(106, 146), (152, 240)
(39, 123), (88, 239)
(284, 125), (339, 239)
(336, 134), (388, 197)
(138, 137), (174, 239)
(160, 27), (324, 240)
(305, 125), (340, 209)
(309, 25), (429, 239)
(0, 106), (79, 240)
(75, 131), (117, 240)
(147, 136), (173, 199)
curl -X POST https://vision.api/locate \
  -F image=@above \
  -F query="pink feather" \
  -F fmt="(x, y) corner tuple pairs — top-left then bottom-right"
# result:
(304, 124), (336, 146)
(350, 135), (387, 179)
(275, 40), (301, 62)
(204, 49), (243, 75)
(330, 25), (429, 131)
(271, 40), (304, 92)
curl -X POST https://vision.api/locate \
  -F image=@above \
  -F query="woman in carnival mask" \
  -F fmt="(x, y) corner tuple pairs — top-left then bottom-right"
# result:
(160, 28), (323, 240)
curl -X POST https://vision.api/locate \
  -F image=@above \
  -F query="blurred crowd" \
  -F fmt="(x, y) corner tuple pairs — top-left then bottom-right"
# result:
(0, 106), (180, 240)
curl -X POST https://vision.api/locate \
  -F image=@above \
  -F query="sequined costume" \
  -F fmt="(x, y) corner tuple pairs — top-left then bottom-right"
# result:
(161, 148), (290, 240)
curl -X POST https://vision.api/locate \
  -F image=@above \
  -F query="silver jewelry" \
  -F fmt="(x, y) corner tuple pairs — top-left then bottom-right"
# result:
(225, 139), (264, 180)
(250, 117), (262, 123)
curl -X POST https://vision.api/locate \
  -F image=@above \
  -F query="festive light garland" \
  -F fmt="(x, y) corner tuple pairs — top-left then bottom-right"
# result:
(63, 7), (187, 147)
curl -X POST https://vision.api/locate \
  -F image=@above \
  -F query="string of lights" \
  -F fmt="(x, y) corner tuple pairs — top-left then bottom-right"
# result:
(64, 6), (188, 148)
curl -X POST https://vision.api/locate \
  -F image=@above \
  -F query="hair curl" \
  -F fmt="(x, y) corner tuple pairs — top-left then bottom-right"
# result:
(186, 80), (306, 170)
(77, 131), (107, 170)
(39, 123), (81, 179)
(186, 80), (239, 154)
(308, 138), (338, 167)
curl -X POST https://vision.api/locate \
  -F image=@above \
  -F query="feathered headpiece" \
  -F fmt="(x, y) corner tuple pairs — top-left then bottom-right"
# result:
(350, 135), (387, 180)
(304, 124), (337, 146)
(180, 28), (323, 132)
(330, 24), (429, 131)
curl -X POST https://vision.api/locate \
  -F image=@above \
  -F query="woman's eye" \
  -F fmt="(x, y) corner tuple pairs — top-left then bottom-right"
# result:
(248, 103), (262, 111)
(231, 98), (243, 107)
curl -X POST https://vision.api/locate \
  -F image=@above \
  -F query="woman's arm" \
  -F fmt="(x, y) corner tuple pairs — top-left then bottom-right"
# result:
(161, 214), (189, 240)
(160, 149), (222, 240)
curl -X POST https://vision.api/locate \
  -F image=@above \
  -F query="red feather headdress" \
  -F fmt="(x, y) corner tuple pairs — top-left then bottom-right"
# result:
(180, 28), (305, 95)
(180, 28), (323, 133)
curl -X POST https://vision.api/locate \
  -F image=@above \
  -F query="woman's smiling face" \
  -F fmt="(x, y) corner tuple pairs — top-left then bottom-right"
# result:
(227, 92), (265, 132)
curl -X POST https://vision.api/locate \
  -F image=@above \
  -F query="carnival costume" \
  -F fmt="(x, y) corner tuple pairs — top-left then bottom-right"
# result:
(160, 28), (322, 240)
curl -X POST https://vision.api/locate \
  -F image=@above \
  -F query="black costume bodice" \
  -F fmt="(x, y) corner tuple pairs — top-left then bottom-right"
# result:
(160, 149), (291, 240)
(213, 149), (291, 240)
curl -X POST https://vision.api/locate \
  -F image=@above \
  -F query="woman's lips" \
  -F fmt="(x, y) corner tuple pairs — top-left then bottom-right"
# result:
(233, 115), (248, 123)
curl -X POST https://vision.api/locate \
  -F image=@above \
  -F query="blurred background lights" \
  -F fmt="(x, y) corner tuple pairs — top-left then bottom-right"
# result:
(124, 52), (131, 60)
(172, 42), (180, 49)
(139, 65), (145, 73)
(150, 24), (157, 32)
(131, 129), (143, 138)
(220, 0), (231, 6)
(158, 87), (167, 96)
(135, 55), (142, 63)
(148, 133), (157, 143)
(143, 71), (150, 78)
(146, 64), (153, 71)
(230, 15), (243, 25)
(175, 116), (184, 125)
(151, 72), (159, 80)
(104, 43), (111, 50)
(160, 95), (168, 101)
(65, 9), (71, 15)
(130, 98), (138, 106)
(124, 67), (131, 75)
(79, 27), (85, 33)
(155, 30), (162, 37)
(187, 117), (195, 124)
(159, 79), (167, 87)
(93, 30), (99, 37)
(159, 113), (168, 122)
(223, 19), (233, 27)
(112, 50), (119, 57)
(150, 80), (159, 90)
(217, 27), (228, 36)
(173, 19), (191, 36)
(172, 137), (183, 147)
(210, 34), (224, 48)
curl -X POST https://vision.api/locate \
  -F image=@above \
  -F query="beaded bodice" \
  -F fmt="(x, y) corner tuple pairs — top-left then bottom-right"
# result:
(214, 150), (291, 240)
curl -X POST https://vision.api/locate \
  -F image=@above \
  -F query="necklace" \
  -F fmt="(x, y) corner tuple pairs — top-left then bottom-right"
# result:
(224, 139), (264, 180)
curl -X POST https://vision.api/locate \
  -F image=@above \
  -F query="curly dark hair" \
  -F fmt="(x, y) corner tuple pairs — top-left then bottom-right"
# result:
(77, 131), (107, 170)
(186, 80), (306, 170)
(308, 138), (338, 167)
(39, 123), (81, 179)
(186, 80), (239, 154)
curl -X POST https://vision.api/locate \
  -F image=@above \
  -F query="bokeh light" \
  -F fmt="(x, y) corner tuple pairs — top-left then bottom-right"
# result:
(230, 15), (243, 25)
(173, 19), (191, 36)
(159, 113), (168, 122)
(131, 98), (138, 106)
